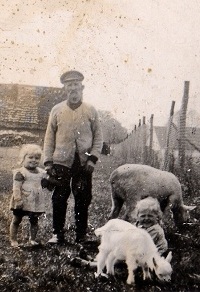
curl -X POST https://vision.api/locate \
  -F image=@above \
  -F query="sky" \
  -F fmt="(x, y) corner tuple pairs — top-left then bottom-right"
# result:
(0, 0), (200, 131)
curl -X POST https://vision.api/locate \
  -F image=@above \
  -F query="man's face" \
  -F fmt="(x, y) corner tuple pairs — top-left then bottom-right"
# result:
(64, 80), (84, 104)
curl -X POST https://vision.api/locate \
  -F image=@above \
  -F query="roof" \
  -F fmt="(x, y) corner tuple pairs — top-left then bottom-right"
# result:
(154, 126), (167, 149)
(185, 127), (200, 151)
(154, 126), (200, 151)
(0, 83), (65, 130)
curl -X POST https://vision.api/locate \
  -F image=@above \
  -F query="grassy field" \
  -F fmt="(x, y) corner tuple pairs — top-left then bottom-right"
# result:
(0, 148), (199, 291)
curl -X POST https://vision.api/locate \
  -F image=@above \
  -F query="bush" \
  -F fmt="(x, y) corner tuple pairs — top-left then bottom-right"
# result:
(0, 130), (41, 147)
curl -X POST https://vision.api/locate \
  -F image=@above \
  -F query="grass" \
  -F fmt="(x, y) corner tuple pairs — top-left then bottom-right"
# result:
(0, 150), (199, 291)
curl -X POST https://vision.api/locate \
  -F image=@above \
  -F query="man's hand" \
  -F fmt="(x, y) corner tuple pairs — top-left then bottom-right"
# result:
(85, 160), (95, 174)
(15, 199), (23, 209)
(45, 165), (54, 176)
(44, 162), (56, 176)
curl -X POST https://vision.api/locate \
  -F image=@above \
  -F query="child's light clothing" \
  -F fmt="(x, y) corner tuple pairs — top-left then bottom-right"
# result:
(9, 144), (48, 247)
(137, 223), (168, 255)
(10, 166), (47, 213)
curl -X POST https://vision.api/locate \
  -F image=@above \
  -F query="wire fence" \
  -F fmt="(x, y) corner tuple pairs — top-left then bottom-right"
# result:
(112, 81), (200, 173)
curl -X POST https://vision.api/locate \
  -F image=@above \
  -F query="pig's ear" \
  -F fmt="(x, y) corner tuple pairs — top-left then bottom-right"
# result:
(166, 251), (172, 263)
(183, 205), (196, 211)
(153, 257), (158, 269)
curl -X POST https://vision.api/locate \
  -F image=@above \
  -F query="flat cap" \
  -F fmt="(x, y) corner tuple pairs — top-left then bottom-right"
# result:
(60, 70), (84, 84)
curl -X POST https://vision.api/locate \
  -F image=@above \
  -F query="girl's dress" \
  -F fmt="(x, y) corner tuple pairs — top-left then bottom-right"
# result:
(10, 166), (46, 213)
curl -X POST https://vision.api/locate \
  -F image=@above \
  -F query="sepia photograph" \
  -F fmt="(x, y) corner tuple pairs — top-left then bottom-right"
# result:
(0, 1), (199, 291)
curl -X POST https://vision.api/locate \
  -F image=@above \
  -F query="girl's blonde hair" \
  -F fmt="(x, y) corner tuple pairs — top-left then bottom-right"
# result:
(19, 144), (42, 165)
(135, 197), (163, 220)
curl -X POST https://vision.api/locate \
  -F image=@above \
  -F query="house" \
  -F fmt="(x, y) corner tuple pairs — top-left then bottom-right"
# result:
(0, 83), (65, 130)
(0, 83), (65, 144)
(149, 125), (200, 161)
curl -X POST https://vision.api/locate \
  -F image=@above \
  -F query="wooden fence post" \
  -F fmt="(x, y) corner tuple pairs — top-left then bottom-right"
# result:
(162, 101), (175, 171)
(149, 114), (154, 165)
(142, 116), (147, 164)
(178, 81), (190, 170)
(132, 125), (137, 162)
(136, 119), (142, 163)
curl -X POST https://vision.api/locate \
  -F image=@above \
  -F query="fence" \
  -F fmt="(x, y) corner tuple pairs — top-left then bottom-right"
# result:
(112, 81), (200, 173)
(112, 114), (160, 167)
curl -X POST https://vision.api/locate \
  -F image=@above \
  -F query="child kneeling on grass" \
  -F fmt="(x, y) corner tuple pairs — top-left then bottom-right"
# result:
(9, 144), (48, 247)
(135, 197), (168, 255)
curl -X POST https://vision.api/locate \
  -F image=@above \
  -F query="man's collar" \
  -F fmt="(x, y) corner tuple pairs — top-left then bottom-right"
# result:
(67, 100), (82, 110)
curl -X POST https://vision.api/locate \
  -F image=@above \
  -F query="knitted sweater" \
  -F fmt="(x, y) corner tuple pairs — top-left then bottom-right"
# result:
(10, 167), (47, 212)
(43, 101), (103, 167)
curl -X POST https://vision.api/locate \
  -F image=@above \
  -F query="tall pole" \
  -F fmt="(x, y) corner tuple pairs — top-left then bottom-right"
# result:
(178, 81), (190, 170)
(149, 114), (154, 165)
(163, 101), (175, 171)
(142, 116), (147, 164)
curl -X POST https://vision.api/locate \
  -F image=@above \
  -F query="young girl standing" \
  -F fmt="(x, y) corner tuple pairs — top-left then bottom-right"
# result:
(9, 144), (47, 247)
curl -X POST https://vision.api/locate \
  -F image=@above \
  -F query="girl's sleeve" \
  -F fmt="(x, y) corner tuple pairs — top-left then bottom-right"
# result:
(13, 171), (24, 201)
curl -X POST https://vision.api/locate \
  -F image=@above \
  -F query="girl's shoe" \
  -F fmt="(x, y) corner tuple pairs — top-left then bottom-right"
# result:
(11, 240), (19, 248)
(30, 240), (39, 246)
(48, 234), (58, 244)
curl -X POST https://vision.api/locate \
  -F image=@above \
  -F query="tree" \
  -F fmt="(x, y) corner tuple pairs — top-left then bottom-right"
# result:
(98, 110), (128, 144)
